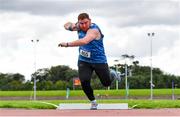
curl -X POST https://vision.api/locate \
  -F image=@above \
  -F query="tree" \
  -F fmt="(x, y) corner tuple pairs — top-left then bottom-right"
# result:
(0, 73), (25, 90)
(55, 80), (68, 90)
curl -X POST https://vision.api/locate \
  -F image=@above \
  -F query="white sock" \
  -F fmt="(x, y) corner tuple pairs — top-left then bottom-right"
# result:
(91, 100), (96, 103)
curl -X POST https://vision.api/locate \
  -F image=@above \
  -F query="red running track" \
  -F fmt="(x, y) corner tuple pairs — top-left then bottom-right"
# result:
(0, 108), (180, 116)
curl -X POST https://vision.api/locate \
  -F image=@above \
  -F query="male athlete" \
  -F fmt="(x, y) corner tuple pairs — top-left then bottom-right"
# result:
(58, 13), (112, 110)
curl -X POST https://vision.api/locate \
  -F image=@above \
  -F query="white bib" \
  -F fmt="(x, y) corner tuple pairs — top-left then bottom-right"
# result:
(80, 49), (91, 58)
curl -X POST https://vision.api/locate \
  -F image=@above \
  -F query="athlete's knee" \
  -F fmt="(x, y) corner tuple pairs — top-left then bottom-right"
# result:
(102, 80), (111, 87)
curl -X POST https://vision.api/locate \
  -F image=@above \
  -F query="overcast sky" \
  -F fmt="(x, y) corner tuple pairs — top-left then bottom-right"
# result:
(0, 0), (179, 80)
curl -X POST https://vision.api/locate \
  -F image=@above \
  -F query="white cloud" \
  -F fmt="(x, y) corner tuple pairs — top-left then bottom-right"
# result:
(0, 0), (179, 80)
(0, 11), (79, 80)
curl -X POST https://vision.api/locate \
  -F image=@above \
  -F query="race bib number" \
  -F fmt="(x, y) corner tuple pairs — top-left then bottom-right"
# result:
(80, 49), (91, 58)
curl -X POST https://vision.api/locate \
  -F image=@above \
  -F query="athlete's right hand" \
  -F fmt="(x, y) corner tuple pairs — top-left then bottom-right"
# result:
(64, 22), (72, 30)
(58, 42), (68, 47)
(64, 22), (78, 31)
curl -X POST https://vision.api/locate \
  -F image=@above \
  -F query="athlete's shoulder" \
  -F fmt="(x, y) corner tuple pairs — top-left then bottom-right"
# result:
(90, 23), (99, 29)
(89, 23), (104, 39)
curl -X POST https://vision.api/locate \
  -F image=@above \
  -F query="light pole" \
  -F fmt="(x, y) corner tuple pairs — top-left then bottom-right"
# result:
(121, 54), (135, 99)
(114, 60), (119, 90)
(147, 32), (155, 100)
(172, 80), (175, 100)
(31, 39), (39, 100)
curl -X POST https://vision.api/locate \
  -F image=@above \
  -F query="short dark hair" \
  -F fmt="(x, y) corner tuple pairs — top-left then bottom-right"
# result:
(78, 13), (90, 21)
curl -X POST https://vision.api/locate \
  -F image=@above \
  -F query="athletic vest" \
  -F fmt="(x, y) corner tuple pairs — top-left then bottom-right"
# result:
(78, 23), (107, 63)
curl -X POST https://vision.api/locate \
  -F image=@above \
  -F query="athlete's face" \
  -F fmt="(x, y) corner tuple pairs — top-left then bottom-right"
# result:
(78, 18), (91, 32)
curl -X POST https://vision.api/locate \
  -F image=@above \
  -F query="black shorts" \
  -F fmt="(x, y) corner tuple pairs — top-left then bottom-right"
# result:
(78, 60), (111, 87)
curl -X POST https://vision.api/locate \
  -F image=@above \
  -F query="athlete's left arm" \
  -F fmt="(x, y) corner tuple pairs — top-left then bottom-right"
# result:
(58, 29), (99, 47)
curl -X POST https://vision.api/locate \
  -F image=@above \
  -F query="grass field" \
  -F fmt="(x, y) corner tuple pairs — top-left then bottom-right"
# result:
(0, 89), (180, 109)
(0, 89), (180, 97)
(0, 100), (180, 109)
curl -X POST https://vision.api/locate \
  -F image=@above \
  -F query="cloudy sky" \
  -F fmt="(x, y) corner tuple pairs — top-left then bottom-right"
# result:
(0, 0), (179, 80)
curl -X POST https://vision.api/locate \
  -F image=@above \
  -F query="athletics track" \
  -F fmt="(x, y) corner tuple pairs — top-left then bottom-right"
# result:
(0, 108), (180, 116)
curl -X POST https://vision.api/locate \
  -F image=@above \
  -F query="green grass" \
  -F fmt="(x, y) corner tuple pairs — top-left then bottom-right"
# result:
(0, 100), (180, 109)
(0, 89), (180, 109)
(0, 89), (180, 97)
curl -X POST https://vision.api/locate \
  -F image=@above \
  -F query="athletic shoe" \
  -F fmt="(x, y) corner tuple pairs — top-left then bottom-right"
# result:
(90, 101), (98, 110)
(110, 69), (121, 82)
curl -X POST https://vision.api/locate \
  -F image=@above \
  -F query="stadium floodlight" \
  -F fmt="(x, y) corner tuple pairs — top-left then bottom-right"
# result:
(147, 32), (155, 100)
(31, 39), (39, 100)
